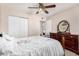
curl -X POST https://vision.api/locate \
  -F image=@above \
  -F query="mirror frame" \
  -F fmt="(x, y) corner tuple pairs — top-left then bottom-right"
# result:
(57, 20), (70, 33)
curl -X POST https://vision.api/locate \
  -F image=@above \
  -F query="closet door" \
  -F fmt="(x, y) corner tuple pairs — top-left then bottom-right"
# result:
(8, 16), (28, 37)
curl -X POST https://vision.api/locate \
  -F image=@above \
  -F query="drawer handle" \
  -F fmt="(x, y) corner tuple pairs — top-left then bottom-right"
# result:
(71, 36), (73, 38)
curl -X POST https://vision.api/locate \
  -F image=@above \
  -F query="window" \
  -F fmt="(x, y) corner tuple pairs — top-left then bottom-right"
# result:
(8, 16), (28, 37)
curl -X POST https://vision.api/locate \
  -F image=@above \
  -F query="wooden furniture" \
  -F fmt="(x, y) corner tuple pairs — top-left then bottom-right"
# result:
(50, 33), (79, 55)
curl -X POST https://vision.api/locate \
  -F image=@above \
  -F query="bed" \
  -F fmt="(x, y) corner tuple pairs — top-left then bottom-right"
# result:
(0, 33), (64, 56)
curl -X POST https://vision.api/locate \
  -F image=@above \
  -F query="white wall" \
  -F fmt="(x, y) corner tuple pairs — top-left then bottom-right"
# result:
(49, 5), (79, 35)
(28, 15), (41, 36)
(0, 5), (1, 32)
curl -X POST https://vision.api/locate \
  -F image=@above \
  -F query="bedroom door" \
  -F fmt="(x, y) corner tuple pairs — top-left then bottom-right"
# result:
(8, 16), (28, 37)
(40, 21), (46, 36)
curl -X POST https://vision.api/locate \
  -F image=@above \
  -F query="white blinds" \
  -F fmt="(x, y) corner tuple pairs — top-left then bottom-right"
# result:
(8, 16), (28, 37)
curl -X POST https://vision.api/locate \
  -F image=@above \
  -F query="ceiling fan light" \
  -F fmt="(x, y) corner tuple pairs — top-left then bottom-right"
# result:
(39, 8), (42, 11)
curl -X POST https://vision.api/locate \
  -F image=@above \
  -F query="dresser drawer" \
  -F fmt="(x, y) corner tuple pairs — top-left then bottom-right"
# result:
(50, 33), (57, 39)
(70, 35), (78, 39)
(65, 39), (75, 45)
(65, 40), (75, 50)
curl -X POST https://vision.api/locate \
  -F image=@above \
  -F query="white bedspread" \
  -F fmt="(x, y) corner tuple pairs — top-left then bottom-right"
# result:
(0, 36), (64, 56)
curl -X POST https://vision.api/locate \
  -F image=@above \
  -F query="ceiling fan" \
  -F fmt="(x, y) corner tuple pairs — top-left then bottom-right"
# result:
(28, 3), (56, 14)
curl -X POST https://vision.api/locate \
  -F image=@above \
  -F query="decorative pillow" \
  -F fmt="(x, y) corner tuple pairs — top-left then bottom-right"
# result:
(2, 32), (15, 41)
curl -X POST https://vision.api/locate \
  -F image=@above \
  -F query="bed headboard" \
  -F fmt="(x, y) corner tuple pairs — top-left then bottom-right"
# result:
(0, 34), (3, 37)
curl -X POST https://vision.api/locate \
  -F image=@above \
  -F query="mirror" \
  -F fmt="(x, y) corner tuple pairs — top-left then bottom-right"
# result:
(57, 20), (70, 33)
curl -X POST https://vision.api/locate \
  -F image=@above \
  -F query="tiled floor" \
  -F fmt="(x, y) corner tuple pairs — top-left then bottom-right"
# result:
(65, 49), (78, 56)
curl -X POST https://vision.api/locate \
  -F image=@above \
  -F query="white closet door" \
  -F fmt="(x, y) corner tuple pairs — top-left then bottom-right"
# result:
(8, 16), (28, 37)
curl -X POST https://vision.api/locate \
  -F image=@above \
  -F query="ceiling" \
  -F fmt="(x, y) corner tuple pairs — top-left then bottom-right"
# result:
(2, 3), (78, 18)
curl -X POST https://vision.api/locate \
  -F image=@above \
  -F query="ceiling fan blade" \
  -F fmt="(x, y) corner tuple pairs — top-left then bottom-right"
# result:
(28, 7), (38, 9)
(36, 11), (39, 14)
(39, 3), (44, 7)
(45, 4), (56, 8)
(44, 10), (49, 14)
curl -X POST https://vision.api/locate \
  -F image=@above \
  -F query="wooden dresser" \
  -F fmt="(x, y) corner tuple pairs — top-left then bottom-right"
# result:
(50, 33), (79, 55)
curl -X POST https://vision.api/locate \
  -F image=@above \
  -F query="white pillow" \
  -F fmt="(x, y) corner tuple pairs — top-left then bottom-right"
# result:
(3, 32), (15, 41)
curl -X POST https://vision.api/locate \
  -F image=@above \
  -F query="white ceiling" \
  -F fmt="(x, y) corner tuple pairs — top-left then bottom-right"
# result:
(2, 3), (79, 18)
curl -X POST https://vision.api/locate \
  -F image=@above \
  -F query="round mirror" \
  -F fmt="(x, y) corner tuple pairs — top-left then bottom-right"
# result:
(57, 20), (70, 33)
